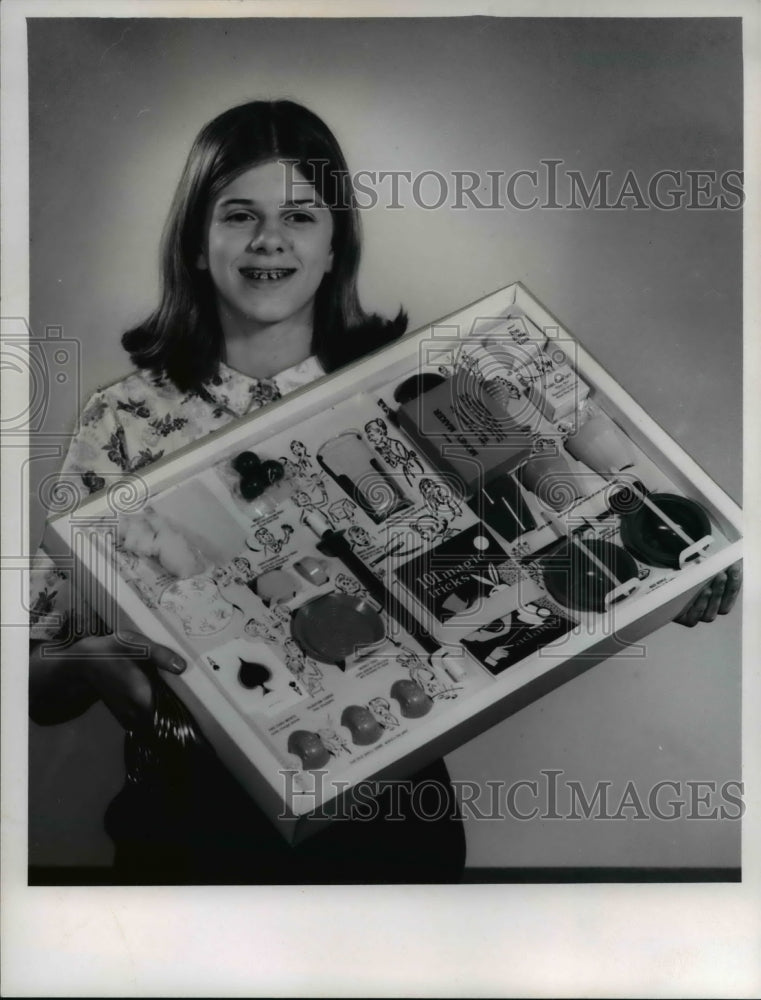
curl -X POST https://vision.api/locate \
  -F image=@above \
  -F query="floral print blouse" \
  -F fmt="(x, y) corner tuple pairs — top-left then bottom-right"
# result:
(30, 356), (325, 642)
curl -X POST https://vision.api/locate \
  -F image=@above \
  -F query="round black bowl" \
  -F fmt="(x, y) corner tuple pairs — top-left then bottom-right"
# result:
(619, 492), (712, 569)
(291, 594), (386, 665)
(542, 537), (639, 615)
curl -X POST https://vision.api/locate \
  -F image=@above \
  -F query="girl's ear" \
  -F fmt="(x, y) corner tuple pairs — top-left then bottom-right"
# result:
(196, 251), (208, 270)
(325, 247), (334, 273)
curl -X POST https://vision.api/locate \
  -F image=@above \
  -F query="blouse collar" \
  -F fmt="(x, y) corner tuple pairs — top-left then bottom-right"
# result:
(196, 356), (326, 419)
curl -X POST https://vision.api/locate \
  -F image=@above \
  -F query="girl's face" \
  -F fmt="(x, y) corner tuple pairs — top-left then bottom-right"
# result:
(198, 159), (334, 336)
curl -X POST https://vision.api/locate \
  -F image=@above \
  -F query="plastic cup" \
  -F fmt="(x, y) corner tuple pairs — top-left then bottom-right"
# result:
(564, 414), (635, 473)
(519, 453), (581, 511)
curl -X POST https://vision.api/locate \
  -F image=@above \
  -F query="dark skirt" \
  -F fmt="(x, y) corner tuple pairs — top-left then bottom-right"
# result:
(105, 728), (466, 885)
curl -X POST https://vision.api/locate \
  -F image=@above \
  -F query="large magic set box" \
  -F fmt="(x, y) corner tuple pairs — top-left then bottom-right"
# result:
(47, 284), (743, 842)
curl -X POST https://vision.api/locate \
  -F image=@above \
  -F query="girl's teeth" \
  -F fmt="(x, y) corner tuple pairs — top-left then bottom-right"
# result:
(245, 269), (292, 280)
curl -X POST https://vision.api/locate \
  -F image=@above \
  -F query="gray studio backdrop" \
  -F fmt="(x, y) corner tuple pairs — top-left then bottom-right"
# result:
(28, 17), (742, 869)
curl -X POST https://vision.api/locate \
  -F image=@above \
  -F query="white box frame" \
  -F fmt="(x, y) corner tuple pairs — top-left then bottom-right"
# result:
(47, 283), (743, 843)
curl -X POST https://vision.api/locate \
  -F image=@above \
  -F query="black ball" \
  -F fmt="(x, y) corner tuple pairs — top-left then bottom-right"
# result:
(233, 451), (262, 475)
(240, 471), (268, 500)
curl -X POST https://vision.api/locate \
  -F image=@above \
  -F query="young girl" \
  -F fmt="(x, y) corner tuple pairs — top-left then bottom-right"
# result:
(29, 99), (740, 883)
(29, 100), (466, 883)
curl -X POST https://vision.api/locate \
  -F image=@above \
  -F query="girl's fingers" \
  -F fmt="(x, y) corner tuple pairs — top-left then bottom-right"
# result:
(719, 561), (743, 615)
(117, 629), (186, 674)
(689, 587), (712, 624)
(673, 560), (743, 627)
(152, 644), (187, 675)
(701, 572), (727, 623)
(675, 584), (711, 627)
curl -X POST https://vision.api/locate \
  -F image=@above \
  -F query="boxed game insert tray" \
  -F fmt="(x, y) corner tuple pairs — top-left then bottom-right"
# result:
(47, 283), (743, 843)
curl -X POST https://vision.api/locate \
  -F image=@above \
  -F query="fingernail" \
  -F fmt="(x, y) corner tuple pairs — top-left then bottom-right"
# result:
(170, 655), (186, 673)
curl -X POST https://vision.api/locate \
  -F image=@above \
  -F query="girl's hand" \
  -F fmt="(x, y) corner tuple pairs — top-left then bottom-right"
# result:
(30, 630), (186, 729)
(77, 630), (186, 731)
(673, 562), (742, 628)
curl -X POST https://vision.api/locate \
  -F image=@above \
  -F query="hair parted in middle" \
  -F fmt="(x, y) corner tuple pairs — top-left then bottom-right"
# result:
(122, 99), (407, 391)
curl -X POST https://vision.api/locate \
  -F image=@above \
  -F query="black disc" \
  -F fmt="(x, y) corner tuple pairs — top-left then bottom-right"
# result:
(619, 493), (711, 569)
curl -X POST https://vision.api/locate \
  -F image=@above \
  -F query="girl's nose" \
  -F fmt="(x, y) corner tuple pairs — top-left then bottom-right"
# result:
(250, 217), (289, 253)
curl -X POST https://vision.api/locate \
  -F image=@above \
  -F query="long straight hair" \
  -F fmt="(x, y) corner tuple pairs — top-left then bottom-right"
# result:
(122, 100), (406, 391)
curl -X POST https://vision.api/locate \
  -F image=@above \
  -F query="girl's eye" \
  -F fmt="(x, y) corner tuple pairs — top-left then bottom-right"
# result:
(285, 211), (316, 224)
(224, 211), (256, 224)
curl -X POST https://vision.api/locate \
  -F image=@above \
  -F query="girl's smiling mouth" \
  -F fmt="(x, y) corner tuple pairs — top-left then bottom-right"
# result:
(239, 266), (297, 282)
